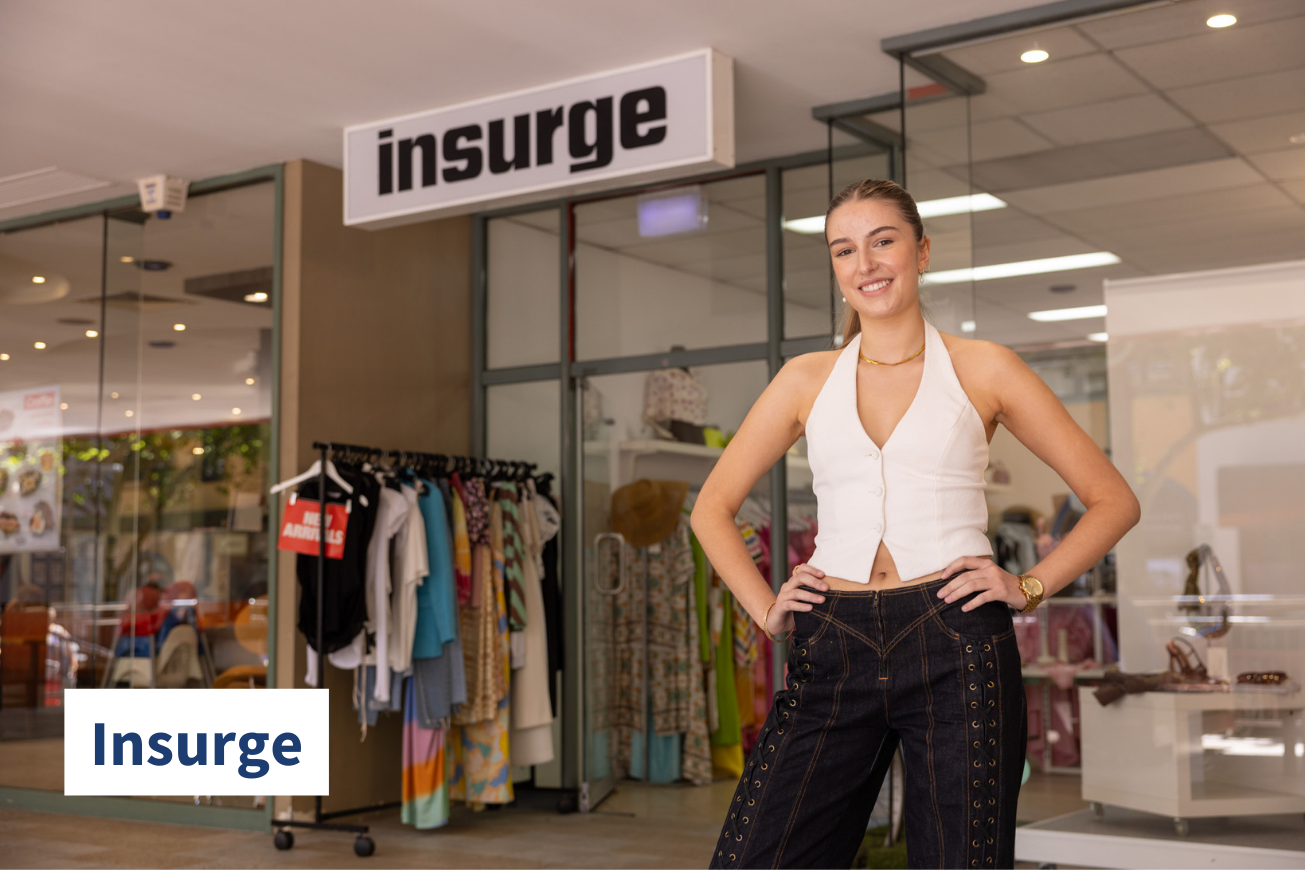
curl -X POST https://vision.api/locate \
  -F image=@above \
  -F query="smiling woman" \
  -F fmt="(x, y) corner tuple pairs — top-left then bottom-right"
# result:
(692, 177), (1139, 869)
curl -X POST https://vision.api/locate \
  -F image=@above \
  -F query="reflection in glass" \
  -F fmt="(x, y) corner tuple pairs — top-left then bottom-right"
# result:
(574, 175), (767, 359)
(0, 183), (275, 807)
(487, 209), (559, 369)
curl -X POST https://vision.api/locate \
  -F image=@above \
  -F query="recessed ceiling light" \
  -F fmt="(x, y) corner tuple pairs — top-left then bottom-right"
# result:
(1087, 333), (1109, 342)
(245, 377), (256, 385)
(244, 291), (269, 303)
(1028, 304), (1108, 322)
(192, 393), (201, 400)
(32, 276), (45, 284)
(60, 402), (68, 410)
(1021, 49), (1049, 63)
(173, 323), (186, 331)
(85, 329), (98, 338)
(231, 407), (242, 416)
(33, 341), (46, 349)
(119, 256), (135, 263)
(1289, 133), (1305, 145)
(783, 193), (1009, 235)
(1206, 14), (1236, 28)
(926, 252), (1120, 284)
(111, 391), (119, 399)
(0, 354), (8, 361)
(961, 321), (976, 333)
(125, 409), (134, 418)
(192, 447), (205, 456)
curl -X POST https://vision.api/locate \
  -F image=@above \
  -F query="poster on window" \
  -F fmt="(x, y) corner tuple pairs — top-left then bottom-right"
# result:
(0, 385), (62, 553)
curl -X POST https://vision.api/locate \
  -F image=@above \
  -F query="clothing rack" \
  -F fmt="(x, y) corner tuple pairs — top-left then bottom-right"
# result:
(271, 441), (544, 855)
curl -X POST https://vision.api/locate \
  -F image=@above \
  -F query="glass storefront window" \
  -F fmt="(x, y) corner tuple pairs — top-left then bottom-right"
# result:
(574, 175), (768, 360)
(0, 182), (276, 810)
(487, 209), (560, 369)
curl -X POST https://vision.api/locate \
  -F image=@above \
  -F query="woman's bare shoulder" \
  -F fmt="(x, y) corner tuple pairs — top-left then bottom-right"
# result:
(938, 330), (1021, 378)
(777, 349), (842, 393)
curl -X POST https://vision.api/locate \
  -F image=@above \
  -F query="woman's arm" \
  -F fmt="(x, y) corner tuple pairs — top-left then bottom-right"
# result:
(690, 355), (830, 635)
(938, 343), (1140, 610)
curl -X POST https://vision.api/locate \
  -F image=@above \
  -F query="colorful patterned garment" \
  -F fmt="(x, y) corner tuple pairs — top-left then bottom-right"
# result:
(453, 542), (502, 726)
(462, 476), (491, 546)
(642, 367), (708, 427)
(447, 498), (513, 806)
(450, 488), (472, 607)
(401, 676), (449, 829)
(495, 484), (528, 633)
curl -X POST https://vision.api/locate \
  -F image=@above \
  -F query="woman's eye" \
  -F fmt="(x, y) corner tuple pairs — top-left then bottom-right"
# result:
(875, 239), (893, 247)
(836, 247), (853, 257)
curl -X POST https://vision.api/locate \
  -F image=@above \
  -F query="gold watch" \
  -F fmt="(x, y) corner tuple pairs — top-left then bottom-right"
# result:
(1018, 574), (1045, 613)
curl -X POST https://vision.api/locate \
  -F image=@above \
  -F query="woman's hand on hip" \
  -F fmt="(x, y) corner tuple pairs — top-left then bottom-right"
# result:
(765, 564), (828, 636)
(936, 557), (1026, 611)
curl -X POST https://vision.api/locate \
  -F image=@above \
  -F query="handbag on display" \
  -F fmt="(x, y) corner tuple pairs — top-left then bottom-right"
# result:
(1180, 544), (1231, 639)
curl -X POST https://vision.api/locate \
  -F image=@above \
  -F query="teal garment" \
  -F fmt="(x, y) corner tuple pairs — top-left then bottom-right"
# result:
(629, 712), (682, 783)
(690, 533), (711, 664)
(413, 482), (458, 658)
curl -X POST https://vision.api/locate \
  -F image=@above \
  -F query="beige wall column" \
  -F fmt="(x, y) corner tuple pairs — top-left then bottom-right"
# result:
(274, 159), (472, 818)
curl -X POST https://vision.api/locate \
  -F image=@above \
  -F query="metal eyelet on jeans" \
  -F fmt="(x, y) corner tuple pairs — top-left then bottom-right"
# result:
(973, 780), (979, 787)
(973, 741), (980, 748)
(965, 645), (972, 652)
(748, 799), (755, 806)
(761, 763), (768, 770)
(986, 859), (993, 865)
(983, 644), (991, 651)
(789, 699), (796, 706)
(973, 800), (980, 808)
(970, 683), (977, 690)
(988, 779), (995, 786)
(972, 840), (979, 848)
(987, 839), (993, 845)
(971, 702), (978, 709)
(987, 681), (994, 688)
(972, 721), (980, 728)
(968, 663), (975, 670)
(989, 759), (997, 766)
(986, 662), (993, 668)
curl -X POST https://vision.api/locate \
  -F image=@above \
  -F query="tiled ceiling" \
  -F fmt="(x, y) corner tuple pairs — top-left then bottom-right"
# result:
(501, 0), (1305, 353)
(912, 0), (1305, 349)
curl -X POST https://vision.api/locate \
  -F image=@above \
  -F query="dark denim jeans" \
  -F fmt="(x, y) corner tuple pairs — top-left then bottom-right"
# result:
(709, 575), (1026, 869)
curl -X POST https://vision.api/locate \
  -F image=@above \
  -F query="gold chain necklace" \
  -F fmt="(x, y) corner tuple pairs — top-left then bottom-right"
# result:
(858, 339), (925, 366)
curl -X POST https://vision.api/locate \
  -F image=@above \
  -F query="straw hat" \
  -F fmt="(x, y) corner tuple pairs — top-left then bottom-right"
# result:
(610, 479), (688, 547)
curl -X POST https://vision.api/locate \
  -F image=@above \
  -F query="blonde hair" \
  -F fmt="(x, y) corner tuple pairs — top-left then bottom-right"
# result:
(825, 179), (926, 347)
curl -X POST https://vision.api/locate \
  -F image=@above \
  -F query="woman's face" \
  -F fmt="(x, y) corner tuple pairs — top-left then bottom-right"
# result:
(826, 197), (930, 322)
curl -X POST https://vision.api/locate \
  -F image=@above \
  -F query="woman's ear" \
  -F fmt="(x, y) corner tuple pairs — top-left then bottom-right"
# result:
(918, 235), (931, 274)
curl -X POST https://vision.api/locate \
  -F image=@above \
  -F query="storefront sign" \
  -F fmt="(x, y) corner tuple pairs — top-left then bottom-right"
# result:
(344, 49), (734, 227)
(0, 385), (61, 553)
(277, 497), (348, 559)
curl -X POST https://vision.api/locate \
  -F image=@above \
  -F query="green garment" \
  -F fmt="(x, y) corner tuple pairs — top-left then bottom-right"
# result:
(710, 588), (742, 747)
(690, 533), (711, 664)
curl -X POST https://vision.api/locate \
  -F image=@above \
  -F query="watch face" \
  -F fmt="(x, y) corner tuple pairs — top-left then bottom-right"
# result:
(1026, 576), (1044, 597)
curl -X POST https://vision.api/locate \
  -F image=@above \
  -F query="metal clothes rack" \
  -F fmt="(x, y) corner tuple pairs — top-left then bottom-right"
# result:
(271, 441), (541, 856)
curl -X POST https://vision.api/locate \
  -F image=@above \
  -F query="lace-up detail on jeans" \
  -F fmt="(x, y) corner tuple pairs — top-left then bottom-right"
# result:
(963, 639), (1003, 867)
(713, 646), (806, 866)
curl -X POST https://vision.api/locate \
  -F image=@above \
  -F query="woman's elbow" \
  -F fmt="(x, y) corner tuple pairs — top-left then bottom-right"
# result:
(1122, 490), (1141, 530)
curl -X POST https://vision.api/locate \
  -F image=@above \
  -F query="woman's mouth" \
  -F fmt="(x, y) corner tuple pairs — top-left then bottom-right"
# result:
(857, 277), (893, 295)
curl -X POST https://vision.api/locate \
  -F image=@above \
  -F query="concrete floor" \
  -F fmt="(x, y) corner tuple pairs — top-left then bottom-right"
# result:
(0, 772), (1087, 869)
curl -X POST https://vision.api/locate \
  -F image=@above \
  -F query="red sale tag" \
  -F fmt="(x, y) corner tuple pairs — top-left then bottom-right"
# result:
(277, 498), (348, 559)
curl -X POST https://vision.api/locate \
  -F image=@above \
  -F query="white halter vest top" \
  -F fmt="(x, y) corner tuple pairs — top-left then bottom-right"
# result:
(804, 321), (992, 583)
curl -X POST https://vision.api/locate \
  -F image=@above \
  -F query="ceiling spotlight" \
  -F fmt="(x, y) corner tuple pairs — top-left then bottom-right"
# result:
(1021, 48), (1049, 63)
(111, 391), (119, 399)
(244, 291), (269, 303)
(961, 321), (976, 333)
(245, 377), (256, 385)
(1206, 14), (1236, 28)
(192, 393), (201, 400)
(192, 447), (205, 456)
(173, 323), (186, 332)
(1289, 133), (1305, 145)
(85, 329), (98, 338)
(33, 341), (46, 350)
(119, 256), (135, 263)
(125, 409), (134, 418)
(60, 403), (68, 410)
(0, 354), (8, 361)
(1088, 333), (1109, 342)
(32, 276), (45, 284)
(231, 407), (242, 416)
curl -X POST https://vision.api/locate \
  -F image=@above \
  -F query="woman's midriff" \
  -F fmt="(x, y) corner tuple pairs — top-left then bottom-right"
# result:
(819, 544), (990, 592)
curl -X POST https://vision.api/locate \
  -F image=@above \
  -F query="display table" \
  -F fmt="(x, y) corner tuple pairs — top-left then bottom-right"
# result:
(1079, 686), (1305, 834)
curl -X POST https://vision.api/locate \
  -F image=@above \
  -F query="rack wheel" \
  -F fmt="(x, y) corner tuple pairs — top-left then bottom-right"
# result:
(273, 830), (294, 850)
(1090, 801), (1104, 821)
(1173, 817), (1189, 837)
(354, 835), (375, 857)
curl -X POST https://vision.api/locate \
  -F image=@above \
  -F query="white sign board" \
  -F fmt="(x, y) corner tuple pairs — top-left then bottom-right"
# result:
(344, 49), (734, 228)
(65, 689), (329, 796)
(0, 384), (61, 552)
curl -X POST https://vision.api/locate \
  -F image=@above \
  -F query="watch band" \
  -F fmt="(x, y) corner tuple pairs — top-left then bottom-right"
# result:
(1018, 574), (1044, 613)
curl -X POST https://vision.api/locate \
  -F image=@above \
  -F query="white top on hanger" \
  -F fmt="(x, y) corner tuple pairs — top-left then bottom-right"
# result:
(270, 458), (354, 495)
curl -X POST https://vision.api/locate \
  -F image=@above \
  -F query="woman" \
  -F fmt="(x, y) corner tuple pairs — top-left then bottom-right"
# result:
(691, 179), (1139, 869)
